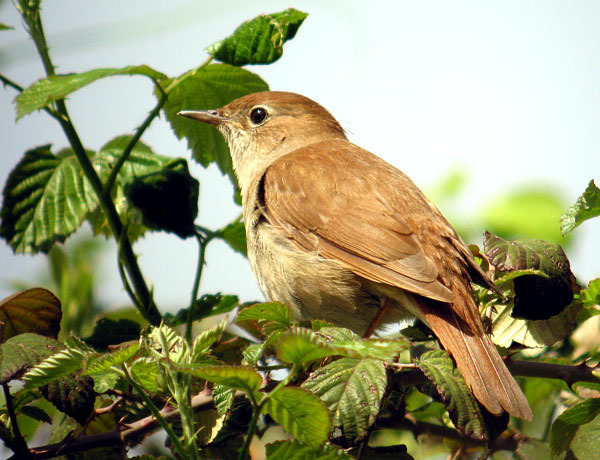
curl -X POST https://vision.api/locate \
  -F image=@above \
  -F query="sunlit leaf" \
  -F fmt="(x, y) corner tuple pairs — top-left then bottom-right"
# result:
(192, 319), (227, 360)
(302, 357), (386, 442)
(263, 386), (330, 447)
(561, 180), (600, 235)
(15, 65), (166, 119)
(213, 384), (235, 417)
(129, 357), (160, 393)
(236, 301), (291, 329)
(83, 342), (139, 375)
(218, 217), (247, 256)
(178, 365), (262, 397)
(207, 8), (308, 66)
(162, 63), (268, 185)
(22, 347), (85, 388)
(0, 288), (61, 341)
(415, 350), (493, 441)
(40, 375), (96, 425)
(277, 328), (337, 366)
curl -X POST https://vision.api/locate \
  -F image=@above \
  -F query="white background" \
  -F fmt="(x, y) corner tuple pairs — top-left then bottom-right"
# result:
(1, 1), (599, 314)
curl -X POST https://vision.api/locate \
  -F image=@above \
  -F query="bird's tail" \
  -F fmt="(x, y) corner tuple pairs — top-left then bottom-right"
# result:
(421, 298), (532, 420)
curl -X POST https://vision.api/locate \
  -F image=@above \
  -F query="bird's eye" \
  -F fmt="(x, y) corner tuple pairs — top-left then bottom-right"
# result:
(250, 107), (268, 125)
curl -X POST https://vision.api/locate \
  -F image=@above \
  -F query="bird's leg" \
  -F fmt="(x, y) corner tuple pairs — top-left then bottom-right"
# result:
(363, 297), (393, 338)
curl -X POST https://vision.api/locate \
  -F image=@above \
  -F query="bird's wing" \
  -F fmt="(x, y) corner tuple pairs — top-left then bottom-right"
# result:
(261, 139), (462, 304)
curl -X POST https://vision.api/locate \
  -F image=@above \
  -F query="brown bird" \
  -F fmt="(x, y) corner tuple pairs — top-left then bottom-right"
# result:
(179, 91), (532, 420)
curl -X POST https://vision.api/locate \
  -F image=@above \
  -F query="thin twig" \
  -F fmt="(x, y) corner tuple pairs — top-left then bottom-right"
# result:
(2, 383), (30, 458)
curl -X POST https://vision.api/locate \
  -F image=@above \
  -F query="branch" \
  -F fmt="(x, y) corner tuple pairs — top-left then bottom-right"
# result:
(391, 358), (600, 389)
(376, 415), (524, 452)
(11, 392), (219, 459)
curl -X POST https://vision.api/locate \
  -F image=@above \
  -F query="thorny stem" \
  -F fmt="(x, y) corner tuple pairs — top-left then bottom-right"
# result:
(19, 5), (162, 325)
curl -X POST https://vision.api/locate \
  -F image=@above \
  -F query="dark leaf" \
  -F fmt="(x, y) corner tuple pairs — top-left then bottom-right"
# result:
(165, 293), (239, 325)
(207, 8), (308, 66)
(484, 232), (576, 320)
(266, 440), (352, 460)
(83, 317), (142, 351)
(40, 375), (97, 425)
(561, 180), (600, 235)
(125, 163), (199, 238)
(0, 288), (61, 341)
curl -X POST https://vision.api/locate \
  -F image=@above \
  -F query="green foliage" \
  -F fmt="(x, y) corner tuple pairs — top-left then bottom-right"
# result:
(561, 180), (600, 235)
(15, 65), (166, 119)
(263, 386), (331, 447)
(303, 357), (387, 442)
(161, 64), (268, 186)
(2, 3), (600, 460)
(484, 231), (576, 320)
(550, 399), (600, 458)
(414, 350), (492, 441)
(207, 8), (308, 66)
(266, 440), (353, 460)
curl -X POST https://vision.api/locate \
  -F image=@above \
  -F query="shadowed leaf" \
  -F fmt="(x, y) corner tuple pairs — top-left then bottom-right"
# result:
(266, 440), (353, 460)
(0, 288), (61, 341)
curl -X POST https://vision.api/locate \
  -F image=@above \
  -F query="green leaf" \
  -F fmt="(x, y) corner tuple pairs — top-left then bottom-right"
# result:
(192, 319), (227, 360)
(0, 333), (63, 384)
(124, 164), (199, 239)
(550, 398), (600, 457)
(207, 8), (308, 66)
(83, 342), (139, 375)
(414, 350), (490, 441)
(165, 293), (239, 325)
(0, 288), (62, 341)
(129, 357), (160, 393)
(40, 374), (96, 425)
(578, 279), (600, 309)
(266, 440), (352, 460)
(0, 145), (95, 253)
(0, 23), (14, 31)
(217, 217), (247, 256)
(89, 136), (187, 240)
(329, 338), (410, 362)
(480, 187), (569, 244)
(178, 365), (262, 397)
(22, 347), (85, 388)
(561, 180), (600, 235)
(0, 139), (179, 254)
(236, 301), (291, 328)
(484, 232), (576, 320)
(264, 386), (330, 448)
(302, 357), (386, 442)
(277, 328), (337, 366)
(15, 65), (166, 119)
(162, 63), (268, 184)
(83, 317), (142, 351)
(213, 384), (235, 416)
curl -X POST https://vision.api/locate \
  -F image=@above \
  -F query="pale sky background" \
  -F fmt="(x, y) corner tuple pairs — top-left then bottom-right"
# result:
(1, 1), (599, 315)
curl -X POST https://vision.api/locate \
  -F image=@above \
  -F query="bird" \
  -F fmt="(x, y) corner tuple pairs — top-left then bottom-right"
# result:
(179, 91), (532, 420)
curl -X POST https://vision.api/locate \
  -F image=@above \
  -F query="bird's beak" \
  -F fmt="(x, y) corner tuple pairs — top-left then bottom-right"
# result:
(177, 110), (228, 126)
